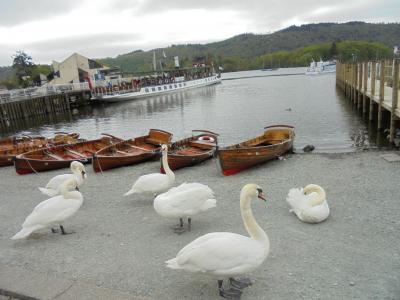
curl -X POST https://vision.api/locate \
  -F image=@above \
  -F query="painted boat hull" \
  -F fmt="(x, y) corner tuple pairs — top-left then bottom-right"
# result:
(93, 129), (172, 172)
(217, 125), (295, 176)
(14, 136), (119, 174)
(161, 131), (218, 172)
(0, 133), (81, 168)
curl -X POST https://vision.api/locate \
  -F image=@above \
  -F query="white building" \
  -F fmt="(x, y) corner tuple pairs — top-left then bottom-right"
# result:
(51, 53), (112, 85)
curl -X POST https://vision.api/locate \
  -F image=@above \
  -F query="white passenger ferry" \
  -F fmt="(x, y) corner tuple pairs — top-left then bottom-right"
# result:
(91, 64), (221, 103)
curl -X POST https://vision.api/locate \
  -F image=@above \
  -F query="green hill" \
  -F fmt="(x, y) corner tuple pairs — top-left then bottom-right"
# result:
(99, 22), (399, 73)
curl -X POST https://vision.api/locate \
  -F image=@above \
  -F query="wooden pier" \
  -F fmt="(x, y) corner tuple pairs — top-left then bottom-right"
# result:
(336, 59), (400, 143)
(0, 83), (91, 132)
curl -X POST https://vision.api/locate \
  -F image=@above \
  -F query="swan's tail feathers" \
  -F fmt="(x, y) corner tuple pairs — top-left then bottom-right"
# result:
(200, 199), (217, 211)
(123, 189), (136, 197)
(11, 227), (36, 240)
(165, 258), (181, 270)
(38, 187), (57, 197)
(286, 188), (306, 213)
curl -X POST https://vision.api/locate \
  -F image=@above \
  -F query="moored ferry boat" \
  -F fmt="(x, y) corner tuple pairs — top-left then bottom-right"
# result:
(91, 63), (221, 102)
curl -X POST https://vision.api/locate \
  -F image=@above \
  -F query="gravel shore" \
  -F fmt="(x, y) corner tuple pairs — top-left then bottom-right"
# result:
(0, 150), (399, 299)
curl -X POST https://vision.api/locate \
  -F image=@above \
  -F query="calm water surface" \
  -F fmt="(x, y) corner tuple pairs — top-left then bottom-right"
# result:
(1, 68), (386, 152)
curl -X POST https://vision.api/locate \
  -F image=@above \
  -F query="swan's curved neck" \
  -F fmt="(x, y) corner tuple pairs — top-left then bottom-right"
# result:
(162, 149), (175, 182)
(304, 185), (326, 206)
(240, 191), (268, 243)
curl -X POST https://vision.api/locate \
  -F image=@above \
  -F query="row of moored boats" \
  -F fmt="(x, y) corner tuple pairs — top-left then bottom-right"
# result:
(0, 125), (295, 176)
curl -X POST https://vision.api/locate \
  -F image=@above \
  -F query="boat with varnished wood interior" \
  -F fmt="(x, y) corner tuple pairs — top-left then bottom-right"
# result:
(161, 130), (218, 172)
(217, 125), (295, 176)
(0, 132), (81, 167)
(92, 129), (173, 172)
(14, 134), (120, 174)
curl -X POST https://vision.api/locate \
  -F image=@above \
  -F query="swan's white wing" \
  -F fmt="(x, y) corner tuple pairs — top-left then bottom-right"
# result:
(133, 173), (170, 192)
(45, 174), (73, 189)
(286, 188), (316, 211)
(167, 183), (214, 211)
(23, 195), (82, 227)
(298, 201), (330, 223)
(175, 232), (265, 274)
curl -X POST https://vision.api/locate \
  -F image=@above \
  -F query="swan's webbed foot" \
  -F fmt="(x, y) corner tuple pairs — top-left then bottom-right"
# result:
(229, 277), (252, 289)
(51, 228), (59, 233)
(60, 225), (75, 235)
(218, 280), (242, 299)
(171, 218), (185, 234)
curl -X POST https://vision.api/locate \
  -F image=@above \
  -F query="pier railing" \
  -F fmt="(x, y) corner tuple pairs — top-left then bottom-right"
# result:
(0, 82), (89, 104)
(336, 59), (400, 143)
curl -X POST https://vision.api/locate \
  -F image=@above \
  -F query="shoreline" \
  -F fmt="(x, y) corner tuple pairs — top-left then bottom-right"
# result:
(0, 150), (399, 299)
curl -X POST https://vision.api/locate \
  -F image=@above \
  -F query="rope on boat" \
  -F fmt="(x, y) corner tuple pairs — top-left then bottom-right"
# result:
(24, 157), (39, 174)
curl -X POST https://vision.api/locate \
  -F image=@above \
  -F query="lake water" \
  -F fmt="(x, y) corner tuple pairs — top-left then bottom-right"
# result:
(0, 68), (387, 152)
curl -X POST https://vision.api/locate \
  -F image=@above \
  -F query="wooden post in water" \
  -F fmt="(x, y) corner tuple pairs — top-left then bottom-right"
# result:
(358, 63), (363, 109)
(363, 62), (368, 115)
(369, 61), (377, 121)
(351, 64), (356, 103)
(377, 60), (385, 130)
(389, 59), (399, 143)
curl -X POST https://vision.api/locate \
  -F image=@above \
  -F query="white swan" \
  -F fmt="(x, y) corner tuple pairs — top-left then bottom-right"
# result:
(11, 177), (83, 239)
(166, 184), (269, 299)
(124, 144), (175, 197)
(286, 184), (329, 223)
(38, 161), (86, 197)
(154, 182), (216, 233)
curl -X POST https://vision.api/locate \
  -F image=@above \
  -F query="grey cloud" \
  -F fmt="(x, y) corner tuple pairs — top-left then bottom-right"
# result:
(0, 0), (81, 26)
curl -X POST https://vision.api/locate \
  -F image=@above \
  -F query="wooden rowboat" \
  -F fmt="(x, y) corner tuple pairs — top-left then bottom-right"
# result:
(161, 130), (219, 172)
(92, 129), (173, 172)
(14, 134), (120, 174)
(0, 132), (81, 167)
(217, 125), (295, 176)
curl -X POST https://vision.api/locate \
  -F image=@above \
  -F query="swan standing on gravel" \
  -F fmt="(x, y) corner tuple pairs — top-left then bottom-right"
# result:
(124, 144), (175, 197)
(154, 182), (216, 234)
(166, 184), (269, 299)
(38, 161), (86, 197)
(11, 177), (83, 239)
(286, 184), (329, 223)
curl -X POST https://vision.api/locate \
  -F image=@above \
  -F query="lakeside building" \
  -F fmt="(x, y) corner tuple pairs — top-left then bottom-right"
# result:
(50, 53), (121, 85)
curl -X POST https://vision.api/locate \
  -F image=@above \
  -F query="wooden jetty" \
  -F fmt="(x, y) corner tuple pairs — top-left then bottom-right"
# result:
(336, 59), (400, 143)
(0, 83), (91, 132)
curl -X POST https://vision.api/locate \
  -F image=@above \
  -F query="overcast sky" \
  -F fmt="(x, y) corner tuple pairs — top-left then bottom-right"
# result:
(0, 0), (399, 66)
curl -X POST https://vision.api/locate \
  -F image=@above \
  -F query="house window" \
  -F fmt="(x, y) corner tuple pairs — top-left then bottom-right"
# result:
(174, 84), (177, 88)
(169, 85), (173, 89)
(163, 86), (167, 90)
(152, 87), (156, 92)
(145, 88), (149, 93)
(158, 87), (162, 91)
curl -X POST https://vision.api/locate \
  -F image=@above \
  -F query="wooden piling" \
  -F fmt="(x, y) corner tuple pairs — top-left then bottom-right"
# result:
(369, 61), (377, 121)
(362, 62), (368, 115)
(357, 63), (363, 109)
(389, 59), (399, 143)
(377, 60), (385, 130)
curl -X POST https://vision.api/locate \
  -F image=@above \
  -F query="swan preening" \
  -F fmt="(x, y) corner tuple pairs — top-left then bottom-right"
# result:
(166, 184), (269, 299)
(38, 161), (86, 197)
(154, 182), (216, 234)
(286, 184), (329, 223)
(11, 177), (83, 239)
(124, 144), (175, 197)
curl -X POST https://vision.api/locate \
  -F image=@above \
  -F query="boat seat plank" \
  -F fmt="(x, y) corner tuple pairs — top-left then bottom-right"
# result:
(45, 152), (64, 160)
(116, 150), (130, 155)
(66, 149), (86, 158)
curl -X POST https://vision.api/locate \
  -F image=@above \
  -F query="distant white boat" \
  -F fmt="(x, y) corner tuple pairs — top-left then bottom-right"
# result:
(305, 59), (336, 75)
